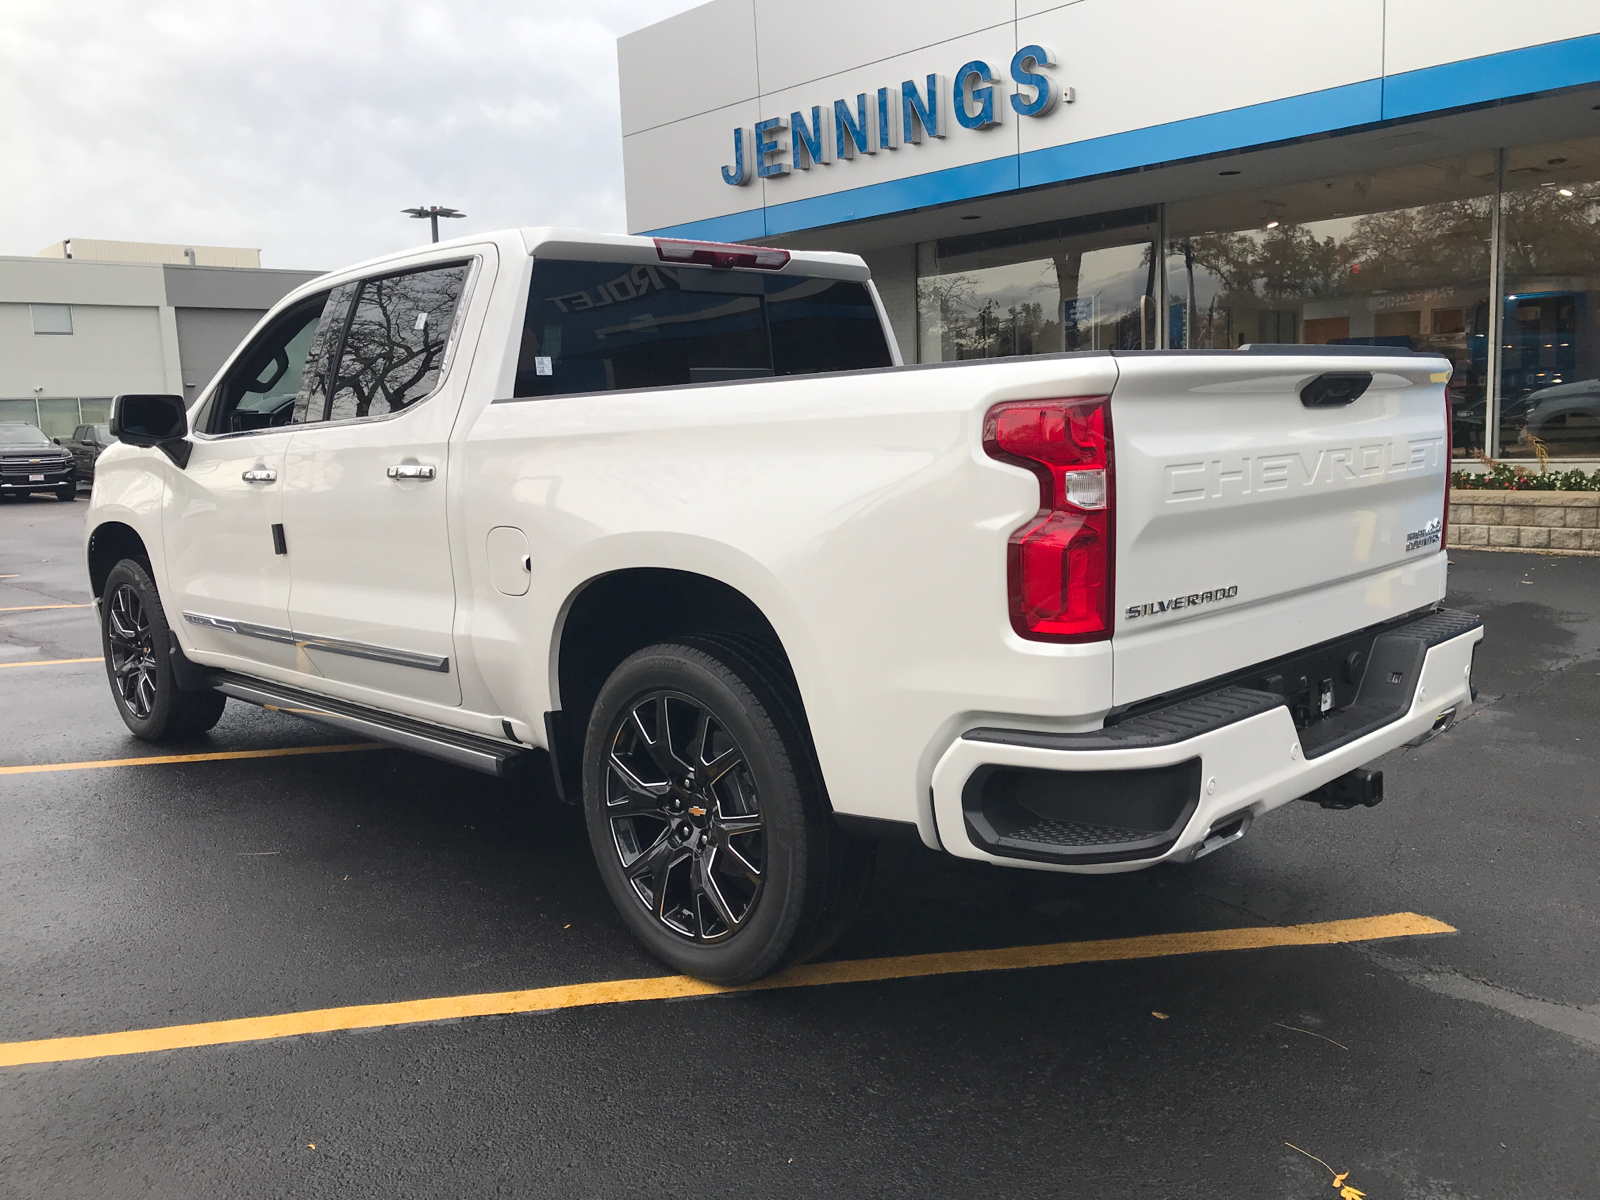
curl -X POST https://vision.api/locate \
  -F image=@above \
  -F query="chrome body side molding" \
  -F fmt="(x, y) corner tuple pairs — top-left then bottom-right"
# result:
(183, 611), (298, 645)
(183, 612), (450, 672)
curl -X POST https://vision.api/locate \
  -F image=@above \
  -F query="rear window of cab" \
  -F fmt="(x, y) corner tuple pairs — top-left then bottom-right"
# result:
(513, 260), (892, 399)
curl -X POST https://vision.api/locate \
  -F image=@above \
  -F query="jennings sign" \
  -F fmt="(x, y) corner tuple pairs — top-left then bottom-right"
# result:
(720, 45), (1069, 186)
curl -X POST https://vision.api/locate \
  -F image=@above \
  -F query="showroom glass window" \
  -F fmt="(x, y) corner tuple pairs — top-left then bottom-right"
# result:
(1496, 136), (1600, 461)
(1165, 154), (1496, 460)
(916, 210), (1158, 362)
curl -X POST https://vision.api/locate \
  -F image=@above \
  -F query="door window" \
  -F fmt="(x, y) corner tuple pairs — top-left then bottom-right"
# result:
(210, 290), (342, 434)
(328, 262), (471, 422)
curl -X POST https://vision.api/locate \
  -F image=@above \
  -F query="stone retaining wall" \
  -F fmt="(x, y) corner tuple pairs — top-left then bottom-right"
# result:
(1448, 489), (1600, 551)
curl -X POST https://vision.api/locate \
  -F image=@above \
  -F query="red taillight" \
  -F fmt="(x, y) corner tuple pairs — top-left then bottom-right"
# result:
(653, 238), (791, 270)
(983, 396), (1114, 642)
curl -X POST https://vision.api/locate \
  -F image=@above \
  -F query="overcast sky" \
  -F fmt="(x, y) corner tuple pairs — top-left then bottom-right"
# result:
(0, 0), (698, 270)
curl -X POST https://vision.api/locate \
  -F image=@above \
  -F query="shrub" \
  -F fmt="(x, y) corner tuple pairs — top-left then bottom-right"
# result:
(1451, 464), (1600, 491)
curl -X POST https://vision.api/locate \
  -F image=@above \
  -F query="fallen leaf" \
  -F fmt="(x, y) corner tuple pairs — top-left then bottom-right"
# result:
(564, 924), (571, 929)
(1152, 1011), (1169, 1019)
(307, 1143), (315, 1150)
(1286, 1142), (1365, 1199)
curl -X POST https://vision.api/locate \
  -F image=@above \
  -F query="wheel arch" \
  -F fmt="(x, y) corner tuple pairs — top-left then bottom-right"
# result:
(547, 567), (810, 802)
(87, 521), (151, 599)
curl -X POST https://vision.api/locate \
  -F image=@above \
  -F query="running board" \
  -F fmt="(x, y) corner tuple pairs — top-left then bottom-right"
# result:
(212, 672), (530, 778)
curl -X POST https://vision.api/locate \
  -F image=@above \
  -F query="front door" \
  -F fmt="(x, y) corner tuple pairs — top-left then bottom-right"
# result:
(279, 254), (487, 707)
(163, 288), (344, 672)
(69, 427), (93, 478)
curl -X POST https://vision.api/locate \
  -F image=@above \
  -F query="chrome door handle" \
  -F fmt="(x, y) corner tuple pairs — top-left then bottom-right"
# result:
(241, 468), (277, 482)
(386, 463), (437, 480)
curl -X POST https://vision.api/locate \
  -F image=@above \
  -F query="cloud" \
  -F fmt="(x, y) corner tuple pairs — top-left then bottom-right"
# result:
(0, 0), (699, 270)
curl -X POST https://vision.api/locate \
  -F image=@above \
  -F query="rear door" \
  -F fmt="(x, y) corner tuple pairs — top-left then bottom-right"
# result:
(1109, 350), (1451, 704)
(279, 251), (490, 707)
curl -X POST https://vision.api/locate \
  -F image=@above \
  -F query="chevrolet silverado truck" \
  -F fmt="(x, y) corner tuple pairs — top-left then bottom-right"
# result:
(1, 422), (78, 500)
(84, 228), (1482, 983)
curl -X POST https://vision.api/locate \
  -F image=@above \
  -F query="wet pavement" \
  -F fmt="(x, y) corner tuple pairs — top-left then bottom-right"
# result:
(2, 494), (1597, 1198)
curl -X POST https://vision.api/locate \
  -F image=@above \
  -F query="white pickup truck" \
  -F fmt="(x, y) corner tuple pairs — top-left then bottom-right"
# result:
(86, 228), (1482, 982)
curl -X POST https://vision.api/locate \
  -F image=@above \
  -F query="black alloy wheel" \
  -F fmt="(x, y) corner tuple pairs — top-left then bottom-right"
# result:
(99, 558), (227, 741)
(604, 690), (765, 943)
(106, 581), (159, 720)
(581, 637), (875, 984)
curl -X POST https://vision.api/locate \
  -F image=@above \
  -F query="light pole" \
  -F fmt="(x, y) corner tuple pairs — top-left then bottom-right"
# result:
(402, 205), (465, 243)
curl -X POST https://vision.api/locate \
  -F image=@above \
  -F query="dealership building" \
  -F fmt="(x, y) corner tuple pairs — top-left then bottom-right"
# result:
(619, 2), (1600, 462)
(0, 240), (319, 439)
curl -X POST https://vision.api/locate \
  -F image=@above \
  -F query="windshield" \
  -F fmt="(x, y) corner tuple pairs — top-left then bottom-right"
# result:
(95, 424), (113, 442)
(0, 424), (50, 446)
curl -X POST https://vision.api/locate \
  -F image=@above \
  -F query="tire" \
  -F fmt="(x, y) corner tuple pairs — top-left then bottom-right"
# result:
(100, 559), (227, 741)
(581, 636), (873, 984)
(56, 482), (76, 501)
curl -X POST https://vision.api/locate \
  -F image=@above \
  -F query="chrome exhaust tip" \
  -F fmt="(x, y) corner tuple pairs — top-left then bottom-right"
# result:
(1188, 810), (1253, 861)
(1406, 706), (1458, 747)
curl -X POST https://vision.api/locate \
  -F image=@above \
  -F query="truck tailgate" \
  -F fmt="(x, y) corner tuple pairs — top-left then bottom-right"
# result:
(1110, 351), (1452, 706)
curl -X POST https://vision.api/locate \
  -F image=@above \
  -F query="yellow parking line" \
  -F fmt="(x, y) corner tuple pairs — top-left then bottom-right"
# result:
(0, 742), (386, 775)
(0, 912), (1453, 1067)
(0, 656), (103, 668)
(0, 603), (93, 612)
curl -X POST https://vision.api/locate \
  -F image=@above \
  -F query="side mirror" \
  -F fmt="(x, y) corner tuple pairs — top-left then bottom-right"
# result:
(52, 437), (61, 445)
(110, 394), (192, 468)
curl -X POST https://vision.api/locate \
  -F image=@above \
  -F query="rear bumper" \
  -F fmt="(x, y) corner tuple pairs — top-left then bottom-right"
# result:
(930, 608), (1483, 873)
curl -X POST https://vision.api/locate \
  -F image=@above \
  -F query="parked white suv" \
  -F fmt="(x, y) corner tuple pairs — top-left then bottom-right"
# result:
(85, 228), (1481, 982)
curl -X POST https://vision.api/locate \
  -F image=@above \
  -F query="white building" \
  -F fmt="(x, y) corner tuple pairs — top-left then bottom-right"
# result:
(619, 2), (1600, 463)
(0, 242), (320, 437)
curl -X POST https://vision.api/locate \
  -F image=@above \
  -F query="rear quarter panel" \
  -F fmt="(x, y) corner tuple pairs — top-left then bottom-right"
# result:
(456, 356), (1123, 835)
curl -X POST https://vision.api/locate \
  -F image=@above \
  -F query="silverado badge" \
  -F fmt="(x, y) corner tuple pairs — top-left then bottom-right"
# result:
(1126, 585), (1239, 621)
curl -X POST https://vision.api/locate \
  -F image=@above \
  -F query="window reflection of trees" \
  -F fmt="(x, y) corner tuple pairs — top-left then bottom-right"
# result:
(1170, 200), (1497, 453)
(920, 265), (1058, 360)
(1178, 199), (1492, 316)
(331, 265), (468, 420)
(920, 248), (1151, 360)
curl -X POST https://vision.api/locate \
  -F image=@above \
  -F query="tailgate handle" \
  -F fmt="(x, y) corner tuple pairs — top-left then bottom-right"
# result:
(1300, 372), (1371, 408)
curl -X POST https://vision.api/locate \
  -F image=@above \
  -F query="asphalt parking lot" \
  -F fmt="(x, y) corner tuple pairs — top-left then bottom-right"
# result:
(2, 493), (1598, 1199)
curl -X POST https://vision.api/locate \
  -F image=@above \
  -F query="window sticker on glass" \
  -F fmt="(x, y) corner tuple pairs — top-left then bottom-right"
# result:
(535, 356), (553, 376)
(414, 311), (429, 331)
